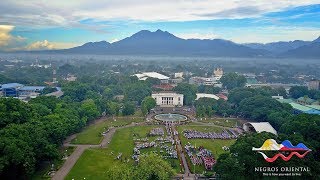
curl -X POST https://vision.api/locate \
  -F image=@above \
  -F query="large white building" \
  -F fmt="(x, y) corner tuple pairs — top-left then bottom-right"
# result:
(152, 92), (184, 107)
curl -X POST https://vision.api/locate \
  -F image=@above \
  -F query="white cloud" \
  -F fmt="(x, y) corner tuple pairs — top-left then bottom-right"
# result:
(26, 40), (54, 50)
(25, 40), (78, 50)
(1, 0), (320, 27)
(0, 25), (15, 46)
(0, 25), (27, 49)
(0, 27), (79, 51)
(110, 38), (119, 43)
(175, 32), (218, 40)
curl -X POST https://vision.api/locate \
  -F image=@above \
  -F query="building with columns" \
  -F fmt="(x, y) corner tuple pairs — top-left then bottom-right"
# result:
(152, 92), (184, 107)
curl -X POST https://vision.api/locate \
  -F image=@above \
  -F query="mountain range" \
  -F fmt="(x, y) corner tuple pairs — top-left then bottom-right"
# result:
(29, 29), (320, 58)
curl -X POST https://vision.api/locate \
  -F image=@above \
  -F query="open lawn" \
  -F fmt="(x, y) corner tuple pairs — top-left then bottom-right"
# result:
(71, 117), (145, 145)
(198, 118), (241, 128)
(179, 124), (223, 132)
(66, 125), (181, 179)
(177, 124), (236, 174)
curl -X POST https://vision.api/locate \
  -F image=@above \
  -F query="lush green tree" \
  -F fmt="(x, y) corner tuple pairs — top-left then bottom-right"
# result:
(80, 99), (100, 121)
(280, 114), (320, 149)
(107, 154), (175, 180)
(125, 82), (151, 104)
(41, 87), (57, 94)
(107, 163), (132, 180)
(103, 87), (114, 99)
(213, 99), (234, 117)
(273, 87), (287, 98)
(174, 83), (197, 106)
(195, 98), (216, 117)
(237, 95), (291, 121)
(0, 74), (13, 83)
(267, 111), (292, 130)
(133, 153), (175, 180)
(106, 101), (120, 116)
(196, 106), (206, 117)
(289, 86), (309, 99)
(30, 103), (52, 117)
(228, 88), (255, 106)
(122, 101), (135, 116)
(220, 73), (246, 90)
(29, 96), (59, 111)
(0, 98), (32, 128)
(214, 153), (245, 179)
(197, 85), (221, 94)
(145, 77), (161, 86)
(141, 96), (156, 115)
(62, 82), (90, 101)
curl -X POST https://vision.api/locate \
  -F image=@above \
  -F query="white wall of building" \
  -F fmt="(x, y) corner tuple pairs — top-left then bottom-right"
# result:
(152, 93), (184, 107)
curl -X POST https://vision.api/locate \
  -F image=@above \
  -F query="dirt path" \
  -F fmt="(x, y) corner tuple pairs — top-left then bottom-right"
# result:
(52, 122), (141, 180)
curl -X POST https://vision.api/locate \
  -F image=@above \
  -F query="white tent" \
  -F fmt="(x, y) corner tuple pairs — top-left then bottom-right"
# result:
(243, 122), (277, 135)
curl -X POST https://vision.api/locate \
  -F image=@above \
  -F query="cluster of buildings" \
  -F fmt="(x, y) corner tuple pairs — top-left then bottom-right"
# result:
(189, 68), (223, 87)
(134, 68), (223, 87)
(0, 83), (62, 100)
(0, 83), (45, 98)
(134, 69), (226, 107)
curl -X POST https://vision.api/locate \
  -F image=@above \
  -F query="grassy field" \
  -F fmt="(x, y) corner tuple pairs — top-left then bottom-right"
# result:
(198, 118), (240, 127)
(66, 125), (182, 179)
(71, 117), (145, 145)
(180, 124), (223, 132)
(177, 124), (236, 174)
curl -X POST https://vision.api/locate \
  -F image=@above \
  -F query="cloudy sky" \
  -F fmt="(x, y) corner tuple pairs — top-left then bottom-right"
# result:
(1, 0), (320, 51)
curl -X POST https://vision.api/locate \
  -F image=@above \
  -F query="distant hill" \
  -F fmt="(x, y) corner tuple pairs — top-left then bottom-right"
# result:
(22, 30), (320, 58)
(244, 36), (320, 56)
(313, 36), (320, 43)
(56, 41), (110, 54)
(35, 30), (269, 57)
(244, 40), (310, 54)
(280, 42), (320, 58)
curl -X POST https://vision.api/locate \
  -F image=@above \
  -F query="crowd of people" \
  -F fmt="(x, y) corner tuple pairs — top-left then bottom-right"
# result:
(185, 143), (216, 170)
(149, 128), (164, 136)
(183, 129), (241, 140)
(132, 125), (178, 162)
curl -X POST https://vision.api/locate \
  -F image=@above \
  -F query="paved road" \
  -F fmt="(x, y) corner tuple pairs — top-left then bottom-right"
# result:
(52, 122), (141, 180)
(52, 146), (87, 180)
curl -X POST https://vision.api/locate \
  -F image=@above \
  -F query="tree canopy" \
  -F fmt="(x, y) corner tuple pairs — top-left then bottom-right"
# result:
(141, 96), (156, 115)
(107, 153), (175, 180)
(220, 73), (246, 90)
(174, 83), (197, 106)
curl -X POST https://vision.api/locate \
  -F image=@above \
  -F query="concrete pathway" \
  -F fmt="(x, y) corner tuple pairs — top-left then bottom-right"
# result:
(171, 125), (191, 176)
